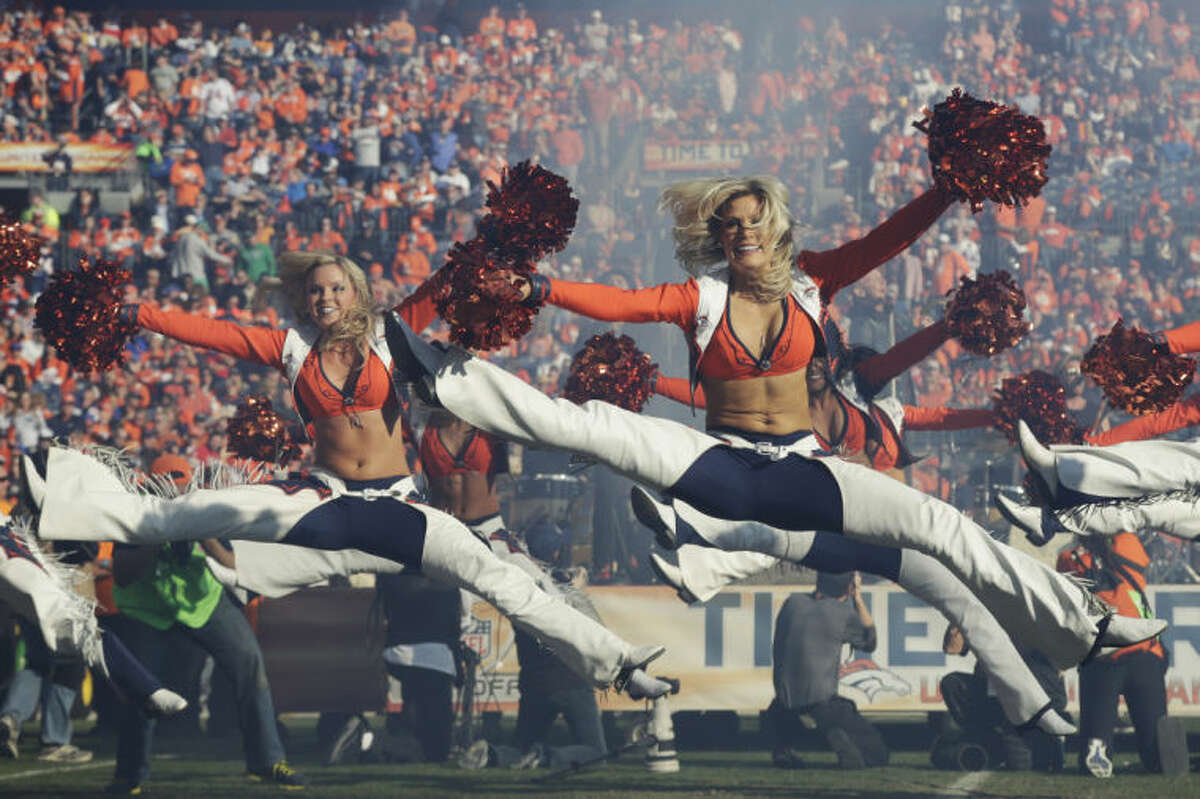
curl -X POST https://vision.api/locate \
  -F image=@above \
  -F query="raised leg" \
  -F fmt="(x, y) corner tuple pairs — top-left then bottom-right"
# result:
(1033, 434), (1200, 501)
(418, 505), (654, 690)
(633, 498), (1068, 731)
(1056, 496), (1200, 540)
(37, 448), (317, 545)
(430, 347), (1161, 668)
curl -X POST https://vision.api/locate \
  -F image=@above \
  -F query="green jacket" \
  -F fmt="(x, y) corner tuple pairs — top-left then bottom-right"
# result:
(113, 543), (222, 630)
(236, 242), (277, 284)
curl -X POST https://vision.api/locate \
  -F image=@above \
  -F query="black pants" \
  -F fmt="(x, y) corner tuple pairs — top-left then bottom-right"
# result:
(940, 671), (1034, 770)
(385, 664), (453, 763)
(1078, 650), (1167, 772)
(770, 696), (888, 767)
(102, 594), (285, 785)
(516, 686), (606, 755)
(941, 672), (1007, 732)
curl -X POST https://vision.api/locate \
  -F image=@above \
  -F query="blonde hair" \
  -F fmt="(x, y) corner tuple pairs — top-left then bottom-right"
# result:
(659, 176), (796, 302)
(277, 251), (374, 351)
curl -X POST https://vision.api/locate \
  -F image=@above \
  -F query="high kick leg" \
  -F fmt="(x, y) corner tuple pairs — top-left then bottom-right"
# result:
(631, 499), (1070, 733)
(1023, 431), (1200, 502)
(1000, 491), (1200, 541)
(417, 505), (650, 689)
(432, 347), (720, 488)
(221, 542), (405, 599)
(895, 550), (1071, 733)
(426, 346), (1165, 668)
(1054, 495), (1200, 539)
(37, 448), (317, 545)
(815, 456), (1163, 669)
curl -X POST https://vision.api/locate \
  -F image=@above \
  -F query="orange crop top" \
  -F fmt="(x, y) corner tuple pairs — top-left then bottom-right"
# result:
(135, 275), (442, 423)
(703, 295), (816, 379)
(419, 427), (505, 478)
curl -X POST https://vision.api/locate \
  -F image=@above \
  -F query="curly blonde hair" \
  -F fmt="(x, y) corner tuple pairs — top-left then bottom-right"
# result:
(659, 176), (796, 302)
(277, 251), (374, 351)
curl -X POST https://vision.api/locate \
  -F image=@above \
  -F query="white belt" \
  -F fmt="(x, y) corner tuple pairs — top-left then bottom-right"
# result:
(311, 470), (418, 500)
(715, 432), (818, 460)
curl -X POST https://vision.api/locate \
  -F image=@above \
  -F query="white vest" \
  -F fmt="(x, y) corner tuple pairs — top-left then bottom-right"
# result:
(870, 396), (922, 468)
(278, 317), (406, 439)
(872, 396), (907, 438)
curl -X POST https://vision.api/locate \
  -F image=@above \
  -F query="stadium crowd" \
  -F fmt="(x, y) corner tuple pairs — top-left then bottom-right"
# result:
(0, 1), (1194, 789)
(0, 0), (1195, 578)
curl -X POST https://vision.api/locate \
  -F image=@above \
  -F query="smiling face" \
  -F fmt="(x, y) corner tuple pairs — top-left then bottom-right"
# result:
(306, 261), (357, 329)
(716, 193), (775, 281)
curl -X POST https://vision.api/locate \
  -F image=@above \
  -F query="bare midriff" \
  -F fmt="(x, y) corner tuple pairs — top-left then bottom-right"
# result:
(311, 409), (411, 480)
(702, 371), (812, 436)
(427, 471), (501, 520)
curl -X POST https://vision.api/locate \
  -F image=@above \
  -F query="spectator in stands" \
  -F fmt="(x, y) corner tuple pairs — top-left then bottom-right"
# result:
(41, 135), (72, 191)
(21, 192), (60, 235)
(169, 214), (231, 291)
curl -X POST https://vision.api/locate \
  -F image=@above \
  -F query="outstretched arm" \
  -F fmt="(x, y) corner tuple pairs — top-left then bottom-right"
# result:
(527, 275), (697, 329)
(392, 269), (446, 335)
(802, 188), (954, 303)
(132, 304), (286, 367)
(1161, 320), (1200, 355)
(1085, 395), (1200, 446)
(855, 320), (950, 396)
(902, 405), (996, 431)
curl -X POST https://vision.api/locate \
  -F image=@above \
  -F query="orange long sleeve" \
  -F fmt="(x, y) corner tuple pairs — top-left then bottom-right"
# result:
(393, 270), (445, 335)
(138, 305), (286, 367)
(1162, 320), (1200, 354)
(655, 374), (704, 407)
(902, 406), (996, 431)
(545, 278), (698, 330)
(856, 320), (950, 395)
(801, 188), (953, 303)
(1086, 394), (1200, 446)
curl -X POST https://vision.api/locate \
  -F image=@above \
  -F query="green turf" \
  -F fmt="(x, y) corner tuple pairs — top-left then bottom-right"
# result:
(0, 718), (1195, 798)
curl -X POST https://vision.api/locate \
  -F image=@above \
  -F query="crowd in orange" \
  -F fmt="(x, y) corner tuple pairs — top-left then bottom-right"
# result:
(0, 1), (1195, 551)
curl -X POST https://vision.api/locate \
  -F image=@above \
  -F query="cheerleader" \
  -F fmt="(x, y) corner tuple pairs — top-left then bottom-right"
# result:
(26, 252), (668, 698)
(384, 174), (1163, 669)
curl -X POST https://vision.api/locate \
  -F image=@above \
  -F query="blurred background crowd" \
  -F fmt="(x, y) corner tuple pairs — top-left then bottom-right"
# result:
(0, 0), (1198, 582)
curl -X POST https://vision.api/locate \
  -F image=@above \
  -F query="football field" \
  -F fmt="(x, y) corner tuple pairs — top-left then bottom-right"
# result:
(0, 718), (1195, 798)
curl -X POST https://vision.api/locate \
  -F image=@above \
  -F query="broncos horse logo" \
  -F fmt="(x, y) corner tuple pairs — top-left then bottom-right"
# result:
(838, 657), (912, 702)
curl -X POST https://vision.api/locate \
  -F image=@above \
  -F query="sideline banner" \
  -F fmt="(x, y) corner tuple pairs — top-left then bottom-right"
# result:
(0, 142), (134, 173)
(643, 140), (749, 172)
(464, 584), (1200, 715)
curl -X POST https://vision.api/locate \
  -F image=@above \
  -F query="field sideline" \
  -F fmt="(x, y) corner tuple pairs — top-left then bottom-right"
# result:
(0, 717), (1196, 799)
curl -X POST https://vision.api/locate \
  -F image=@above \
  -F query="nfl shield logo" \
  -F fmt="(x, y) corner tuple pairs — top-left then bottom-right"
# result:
(463, 616), (493, 661)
